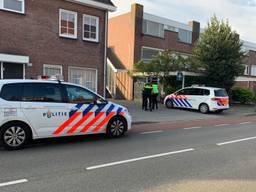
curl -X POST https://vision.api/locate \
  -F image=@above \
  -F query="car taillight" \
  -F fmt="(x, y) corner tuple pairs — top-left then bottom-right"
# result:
(211, 97), (229, 106)
(211, 98), (220, 101)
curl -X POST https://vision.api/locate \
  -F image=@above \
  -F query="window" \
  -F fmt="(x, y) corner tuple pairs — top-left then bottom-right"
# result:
(177, 88), (208, 96)
(22, 83), (62, 103)
(251, 65), (256, 76)
(244, 65), (249, 75)
(83, 14), (99, 42)
(59, 9), (77, 39)
(0, 0), (25, 13)
(214, 89), (228, 97)
(69, 67), (97, 92)
(177, 88), (192, 95)
(43, 64), (62, 77)
(0, 83), (22, 101)
(141, 47), (162, 63)
(193, 89), (210, 96)
(178, 29), (192, 44)
(143, 20), (164, 38)
(65, 85), (95, 103)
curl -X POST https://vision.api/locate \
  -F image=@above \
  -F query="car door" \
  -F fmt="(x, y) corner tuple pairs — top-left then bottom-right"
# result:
(174, 89), (186, 108)
(21, 82), (68, 138)
(55, 84), (110, 136)
(182, 88), (197, 109)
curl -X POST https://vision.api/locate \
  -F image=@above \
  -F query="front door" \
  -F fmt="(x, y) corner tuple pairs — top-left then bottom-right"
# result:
(20, 82), (67, 137)
(3, 63), (24, 79)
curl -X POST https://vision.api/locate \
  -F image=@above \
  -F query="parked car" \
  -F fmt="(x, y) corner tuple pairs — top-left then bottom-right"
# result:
(0, 79), (132, 150)
(164, 86), (229, 114)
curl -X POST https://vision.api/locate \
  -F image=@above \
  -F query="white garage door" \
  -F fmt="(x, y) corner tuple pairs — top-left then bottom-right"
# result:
(69, 67), (97, 92)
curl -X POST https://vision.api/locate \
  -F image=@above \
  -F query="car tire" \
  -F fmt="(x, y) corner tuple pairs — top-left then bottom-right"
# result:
(199, 103), (209, 114)
(0, 123), (31, 150)
(107, 116), (127, 138)
(165, 99), (173, 109)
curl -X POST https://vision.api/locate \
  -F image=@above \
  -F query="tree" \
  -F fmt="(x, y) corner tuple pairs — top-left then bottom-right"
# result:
(134, 49), (201, 89)
(193, 15), (245, 91)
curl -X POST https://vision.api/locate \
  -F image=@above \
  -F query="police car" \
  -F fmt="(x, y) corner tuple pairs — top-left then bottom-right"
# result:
(0, 79), (132, 150)
(164, 86), (229, 114)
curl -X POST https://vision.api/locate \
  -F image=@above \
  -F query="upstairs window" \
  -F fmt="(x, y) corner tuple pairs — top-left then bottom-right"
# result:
(178, 29), (192, 44)
(59, 9), (77, 39)
(83, 14), (99, 42)
(143, 20), (164, 38)
(1, 0), (25, 14)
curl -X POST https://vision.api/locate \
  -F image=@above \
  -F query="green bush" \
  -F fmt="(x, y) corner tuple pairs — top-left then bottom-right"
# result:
(231, 88), (255, 104)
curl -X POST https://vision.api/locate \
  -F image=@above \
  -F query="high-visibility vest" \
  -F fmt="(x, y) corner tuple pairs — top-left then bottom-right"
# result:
(152, 84), (159, 94)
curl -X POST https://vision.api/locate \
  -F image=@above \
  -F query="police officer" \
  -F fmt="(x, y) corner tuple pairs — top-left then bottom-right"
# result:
(152, 82), (159, 110)
(142, 82), (153, 111)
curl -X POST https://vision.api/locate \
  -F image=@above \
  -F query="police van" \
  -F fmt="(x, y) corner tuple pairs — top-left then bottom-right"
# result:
(0, 79), (132, 150)
(164, 86), (229, 114)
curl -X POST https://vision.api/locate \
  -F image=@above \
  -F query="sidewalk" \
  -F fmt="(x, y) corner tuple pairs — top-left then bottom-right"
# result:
(112, 99), (256, 124)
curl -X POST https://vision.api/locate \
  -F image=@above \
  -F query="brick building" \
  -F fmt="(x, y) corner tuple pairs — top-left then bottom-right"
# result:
(108, 3), (256, 100)
(235, 41), (256, 91)
(0, 0), (115, 96)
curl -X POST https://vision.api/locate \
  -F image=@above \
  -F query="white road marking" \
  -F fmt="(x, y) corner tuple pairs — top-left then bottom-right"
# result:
(239, 122), (252, 125)
(0, 179), (28, 187)
(86, 148), (195, 170)
(214, 124), (230, 127)
(140, 130), (163, 135)
(184, 126), (202, 130)
(217, 136), (256, 146)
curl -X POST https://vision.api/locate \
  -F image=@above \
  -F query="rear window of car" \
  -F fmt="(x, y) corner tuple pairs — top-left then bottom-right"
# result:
(214, 89), (228, 97)
(0, 83), (23, 101)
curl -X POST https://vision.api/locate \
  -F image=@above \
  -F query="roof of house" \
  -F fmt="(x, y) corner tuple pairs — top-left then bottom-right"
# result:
(93, 0), (114, 6)
(107, 48), (127, 71)
(67, 0), (116, 11)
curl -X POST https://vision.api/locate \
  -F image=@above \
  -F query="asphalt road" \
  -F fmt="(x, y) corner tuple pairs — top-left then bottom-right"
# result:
(1, 116), (256, 192)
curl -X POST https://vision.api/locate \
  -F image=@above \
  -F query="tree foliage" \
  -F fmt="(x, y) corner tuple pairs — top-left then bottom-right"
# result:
(134, 50), (200, 75)
(134, 50), (202, 87)
(193, 15), (245, 91)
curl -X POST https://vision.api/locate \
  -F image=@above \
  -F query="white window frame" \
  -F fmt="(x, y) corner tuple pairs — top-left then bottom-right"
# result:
(0, 0), (25, 14)
(83, 14), (99, 42)
(59, 9), (77, 39)
(143, 20), (165, 38)
(68, 66), (98, 93)
(43, 64), (63, 76)
(244, 65), (249, 76)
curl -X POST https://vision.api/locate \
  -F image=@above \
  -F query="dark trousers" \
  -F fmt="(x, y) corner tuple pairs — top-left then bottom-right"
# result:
(142, 94), (152, 111)
(142, 93), (147, 110)
(152, 94), (159, 109)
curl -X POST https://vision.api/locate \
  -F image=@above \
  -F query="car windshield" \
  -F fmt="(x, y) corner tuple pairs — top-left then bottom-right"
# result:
(214, 89), (228, 97)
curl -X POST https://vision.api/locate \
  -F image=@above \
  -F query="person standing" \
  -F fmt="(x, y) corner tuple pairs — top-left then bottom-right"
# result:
(142, 82), (153, 111)
(152, 82), (159, 110)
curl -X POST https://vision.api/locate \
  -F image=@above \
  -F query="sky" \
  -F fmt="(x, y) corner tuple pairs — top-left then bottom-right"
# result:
(110, 0), (256, 43)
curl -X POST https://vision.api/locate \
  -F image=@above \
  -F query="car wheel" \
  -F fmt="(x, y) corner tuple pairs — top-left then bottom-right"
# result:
(107, 116), (127, 138)
(165, 99), (173, 109)
(0, 123), (31, 150)
(199, 104), (209, 114)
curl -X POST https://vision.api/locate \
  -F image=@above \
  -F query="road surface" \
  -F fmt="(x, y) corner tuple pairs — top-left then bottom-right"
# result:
(1, 115), (256, 192)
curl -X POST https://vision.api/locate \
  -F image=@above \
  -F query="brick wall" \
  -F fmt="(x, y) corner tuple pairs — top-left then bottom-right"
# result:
(0, 0), (107, 95)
